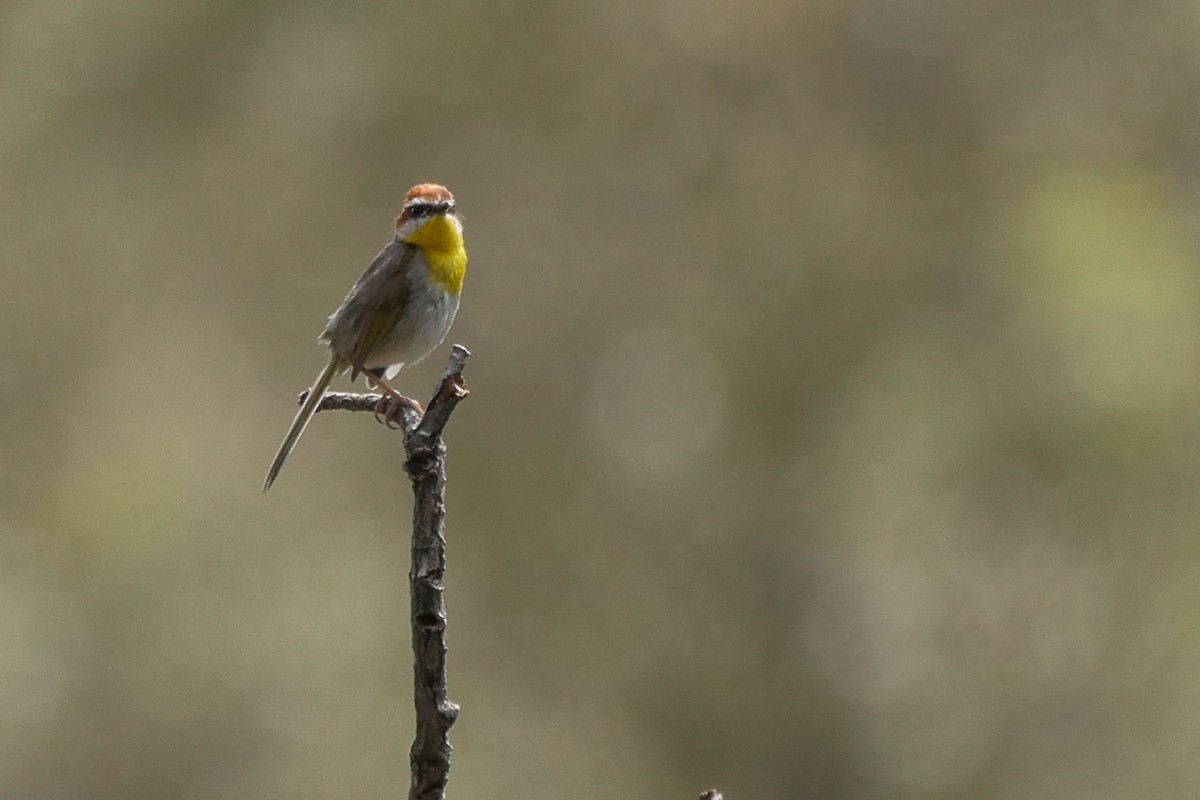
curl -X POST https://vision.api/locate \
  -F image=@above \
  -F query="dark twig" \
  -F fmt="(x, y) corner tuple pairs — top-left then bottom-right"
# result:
(302, 390), (423, 429)
(304, 345), (470, 800)
(403, 345), (469, 800)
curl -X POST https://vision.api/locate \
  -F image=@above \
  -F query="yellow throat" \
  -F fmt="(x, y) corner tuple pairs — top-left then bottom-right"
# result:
(405, 216), (467, 296)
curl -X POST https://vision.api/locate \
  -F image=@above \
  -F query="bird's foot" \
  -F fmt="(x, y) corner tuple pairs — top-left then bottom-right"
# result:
(373, 393), (424, 428)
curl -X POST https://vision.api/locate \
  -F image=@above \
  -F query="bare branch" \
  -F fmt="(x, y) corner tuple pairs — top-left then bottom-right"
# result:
(293, 346), (717, 795)
(300, 346), (469, 799)
(403, 345), (469, 800)
(299, 390), (423, 430)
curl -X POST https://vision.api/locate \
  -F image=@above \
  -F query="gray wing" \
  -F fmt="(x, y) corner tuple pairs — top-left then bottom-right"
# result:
(321, 239), (416, 379)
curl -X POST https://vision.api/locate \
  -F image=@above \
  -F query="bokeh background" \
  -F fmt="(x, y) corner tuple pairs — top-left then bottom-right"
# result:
(3, 1), (1200, 798)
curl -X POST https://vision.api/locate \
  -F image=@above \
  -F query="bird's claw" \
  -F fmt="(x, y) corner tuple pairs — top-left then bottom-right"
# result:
(372, 394), (423, 428)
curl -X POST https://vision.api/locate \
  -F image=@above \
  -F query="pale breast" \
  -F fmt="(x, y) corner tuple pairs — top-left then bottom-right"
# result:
(362, 274), (460, 376)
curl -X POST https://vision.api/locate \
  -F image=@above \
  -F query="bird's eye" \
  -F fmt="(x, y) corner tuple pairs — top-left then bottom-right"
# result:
(408, 204), (430, 218)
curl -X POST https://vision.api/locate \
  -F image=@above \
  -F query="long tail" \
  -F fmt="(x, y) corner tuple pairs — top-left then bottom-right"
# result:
(262, 357), (341, 491)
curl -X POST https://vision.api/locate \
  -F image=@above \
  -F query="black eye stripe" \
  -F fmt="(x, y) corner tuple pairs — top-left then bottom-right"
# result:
(406, 201), (454, 219)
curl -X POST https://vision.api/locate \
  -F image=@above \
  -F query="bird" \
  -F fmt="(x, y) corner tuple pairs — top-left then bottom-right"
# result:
(263, 183), (467, 491)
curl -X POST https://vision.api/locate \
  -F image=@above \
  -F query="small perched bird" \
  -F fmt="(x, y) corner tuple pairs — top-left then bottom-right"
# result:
(263, 183), (467, 491)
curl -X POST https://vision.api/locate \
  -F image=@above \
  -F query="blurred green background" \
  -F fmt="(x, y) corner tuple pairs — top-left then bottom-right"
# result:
(3, 1), (1200, 798)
